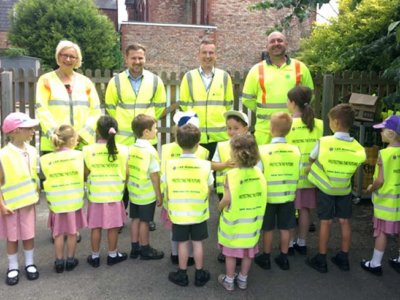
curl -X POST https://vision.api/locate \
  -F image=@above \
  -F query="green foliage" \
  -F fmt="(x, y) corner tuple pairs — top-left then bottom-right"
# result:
(8, 0), (122, 70)
(1, 47), (28, 57)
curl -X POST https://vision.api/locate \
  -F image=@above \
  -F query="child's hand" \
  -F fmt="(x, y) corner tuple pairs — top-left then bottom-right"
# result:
(156, 195), (163, 207)
(224, 159), (236, 168)
(304, 166), (311, 174)
(367, 184), (373, 193)
(0, 204), (13, 215)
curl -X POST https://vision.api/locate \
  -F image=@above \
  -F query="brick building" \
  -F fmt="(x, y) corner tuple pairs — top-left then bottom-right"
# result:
(121, 0), (315, 74)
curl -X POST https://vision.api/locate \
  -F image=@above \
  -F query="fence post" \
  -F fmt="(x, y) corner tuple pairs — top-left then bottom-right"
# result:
(321, 74), (334, 136)
(1, 71), (13, 146)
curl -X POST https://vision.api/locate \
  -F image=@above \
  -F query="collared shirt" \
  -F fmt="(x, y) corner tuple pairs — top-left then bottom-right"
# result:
(265, 54), (291, 66)
(126, 69), (143, 95)
(134, 138), (159, 173)
(199, 67), (215, 92)
(257, 137), (288, 171)
(310, 132), (354, 160)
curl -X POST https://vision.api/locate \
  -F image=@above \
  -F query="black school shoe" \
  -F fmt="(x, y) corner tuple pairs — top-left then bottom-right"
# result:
(5, 269), (19, 286)
(54, 259), (65, 273)
(194, 269), (210, 287)
(293, 243), (307, 255)
(168, 269), (189, 287)
(87, 255), (100, 268)
(360, 259), (382, 276)
(140, 246), (164, 260)
(65, 258), (79, 271)
(388, 257), (400, 274)
(275, 253), (290, 270)
(254, 253), (271, 270)
(107, 252), (128, 265)
(25, 264), (39, 280)
(306, 254), (328, 273)
(130, 247), (141, 259)
(331, 252), (350, 271)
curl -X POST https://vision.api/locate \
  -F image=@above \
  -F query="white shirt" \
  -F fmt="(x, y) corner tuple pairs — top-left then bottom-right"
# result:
(309, 132), (354, 160)
(134, 138), (160, 174)
(199, 67), (215, 92)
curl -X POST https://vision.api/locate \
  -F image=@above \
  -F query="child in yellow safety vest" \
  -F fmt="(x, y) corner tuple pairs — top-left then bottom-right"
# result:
(40, 125), (87, 273)
(217, 134), (267, 291)
(0, 112), (40, 286)
(286, 86), (323, 255)
(160, 111), (208, 266)
(361, 115), (400, 276)
(84, 116), (129, 268)
(306, 104), (366, 273)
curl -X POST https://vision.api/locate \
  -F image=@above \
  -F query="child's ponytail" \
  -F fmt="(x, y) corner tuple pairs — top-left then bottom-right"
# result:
(288, 86), (315, 132)
(96, 116), (119, 162)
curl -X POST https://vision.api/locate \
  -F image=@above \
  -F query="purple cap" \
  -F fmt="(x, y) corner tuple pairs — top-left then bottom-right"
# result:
(2, 112), (39, 134)
(373, 115), (400, 135)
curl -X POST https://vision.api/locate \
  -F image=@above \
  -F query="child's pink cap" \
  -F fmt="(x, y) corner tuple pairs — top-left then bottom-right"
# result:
(2, 112), (39, 134)
(373, 115), (400, 135)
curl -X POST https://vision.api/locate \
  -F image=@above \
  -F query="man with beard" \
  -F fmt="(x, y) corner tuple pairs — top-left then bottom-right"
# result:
(241, 32), (314, 145)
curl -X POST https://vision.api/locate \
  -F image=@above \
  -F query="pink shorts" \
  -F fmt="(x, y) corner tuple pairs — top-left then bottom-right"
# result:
(217, 244), (259, 259)
(373, 217), (400, 237)
(294, 188), (317, 209)
(48, 209), (87, 237)
(0, 205), (36, 241)
(87, 201), (126, 229)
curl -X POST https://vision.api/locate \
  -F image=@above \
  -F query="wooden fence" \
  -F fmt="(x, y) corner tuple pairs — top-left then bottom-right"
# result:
(0, 68), (398, 148)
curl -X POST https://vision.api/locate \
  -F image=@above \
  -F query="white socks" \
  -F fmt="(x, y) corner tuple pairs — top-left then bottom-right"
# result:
(370, 249), (384, 267)
(92, 251), (100, 259)
(23, 248), (34, 266)
(296, 238), (306, 247)
(8, 253), (19, 278)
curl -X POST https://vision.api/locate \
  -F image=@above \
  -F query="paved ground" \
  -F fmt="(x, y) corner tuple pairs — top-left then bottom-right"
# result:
(1, 192), (399, 300)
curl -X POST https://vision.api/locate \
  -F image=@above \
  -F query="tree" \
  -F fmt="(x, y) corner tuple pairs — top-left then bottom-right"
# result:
(8, 0), (122, 70)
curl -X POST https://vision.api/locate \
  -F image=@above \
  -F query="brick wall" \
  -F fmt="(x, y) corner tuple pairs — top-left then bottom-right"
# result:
(121, 0), (314, 74)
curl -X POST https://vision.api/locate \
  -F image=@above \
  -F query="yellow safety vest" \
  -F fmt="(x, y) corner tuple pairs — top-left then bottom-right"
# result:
(286, 118), (323, 189)
(105, 70), (166, 145)
(218, 168), (267, 248)
(179, 68), (233, 143)
(83, 143), (128, 203)
(241, 58), (314, 145)
(160, 142), (209, 209)
(259, 143), (301, 203)
(35, 71), (101, 151)
(0, 144), (38, 210)
(40, 150), (84, 213)
(215, 140), (231, 194)
(127, 144), (159, 205)
(371, 147), (400, 221)
(166, 157), (211, 224)
(308, 136), (366, 196)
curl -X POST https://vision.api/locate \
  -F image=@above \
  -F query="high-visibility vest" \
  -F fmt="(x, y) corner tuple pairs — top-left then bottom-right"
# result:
(241, 59), (313, 145)
(286, 118), (323, 189)
(218, 167), (267, 248)
(0, 144), (38, 210)
(259, 143), (301, 203)
(83, 143), (128, 203)
(160, 142), (209, 209)
(35, 71), (101, 151)
(179, 68), (233, 143)
(166, 157), (211, 224)
(215, 140), (231, 194)
(308, 136), (366, 196)
(40, 150), (84, 213)
(127, 144), (159, 205)
(105, 70), (166, 146)
(372, 147), (400, 221)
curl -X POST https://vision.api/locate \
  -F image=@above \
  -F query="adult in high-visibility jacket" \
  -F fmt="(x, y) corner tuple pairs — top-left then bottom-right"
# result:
(306, 104), (366, 274)
(105, 43), (166, 146)
(218, 134), (267, 290)
(0, 112), (40, 285)
(285, 86), (324, 255)
(179, 40), (234, 159)
(39, 124), (86, 273)
(241, 32), (314, 145)
(360, 115), (400, 275)
(36, 40), (101, 152)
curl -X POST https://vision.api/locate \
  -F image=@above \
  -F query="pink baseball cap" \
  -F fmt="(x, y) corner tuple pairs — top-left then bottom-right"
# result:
(2, 112), (39, 134)
(373, 115), (400, 135)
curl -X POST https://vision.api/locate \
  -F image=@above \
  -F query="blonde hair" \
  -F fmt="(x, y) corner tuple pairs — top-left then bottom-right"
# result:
(382, 128), (400, 142)
(55, 40), (82, 69)
(52, 125), (76, 149)
(270, 112), (292, 137)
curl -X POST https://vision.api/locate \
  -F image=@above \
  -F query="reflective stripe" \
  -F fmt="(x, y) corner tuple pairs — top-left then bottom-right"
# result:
(302, 162), (311, 167)
(48, 100), (89, 107)
(4, 190), (37, 205)
(299, 175), (308, 180)
(89, 180), (125, 186)
(309, 169), (350, 191)
(184, 100), (229, 106)
(187, 72), (194, 100)
(256, 114), (271, 120)
(35, 103), (42, 108)
(47, 198), (83, 207)
(129, 190), (155, 199)
(168, 198), (206, 204)
(118, 130), (134, 137)
(106, 104), (116, 110)
(187, 70), (228, 100)
(2, 179), (35, 193)
(374, 204), (400, 213)
(115, 74), (122, 102)
(118, 102), (154, 109)
(128, 181), (153, 189)
(89, 191), (123, 197)
(221, 215), (263, 226)
(257, 102), (287, 109)
(46, 188), (83, 196)
(267, 180), (298, 185)
(374, 191), (400, 199)
(258, 63), (266, 104)
(199, 127), (226, 133)
(314, 161), (351, 182)
(84, 126), (95, 136)
(267, 191), (296, 197)
(168, 208), (208, 217)
(219, 227), (260, 239)
(240, 93), (257, 100)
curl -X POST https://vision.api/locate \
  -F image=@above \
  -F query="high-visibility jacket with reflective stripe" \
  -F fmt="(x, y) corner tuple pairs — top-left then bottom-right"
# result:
(241, 59), (314, 145)
(215, 140), (231, 194)
(35, 71), (101, 151)
(127, 144), (159, 205)
(105, 70), (166, 146)
(160, 142), (209, 209)
(0, 144), (38, 210)
(83, 143), (128, 203)
(286, 118), (323, 189)
(179, 68), (233, 143)
(308, 136), (366, 196)
(218, 167), (267, 248)
(372, 147), (400, 221)
(259, 143), (301, 203)
(40, 150), (84, 213)
(166, 157), (211, 224)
